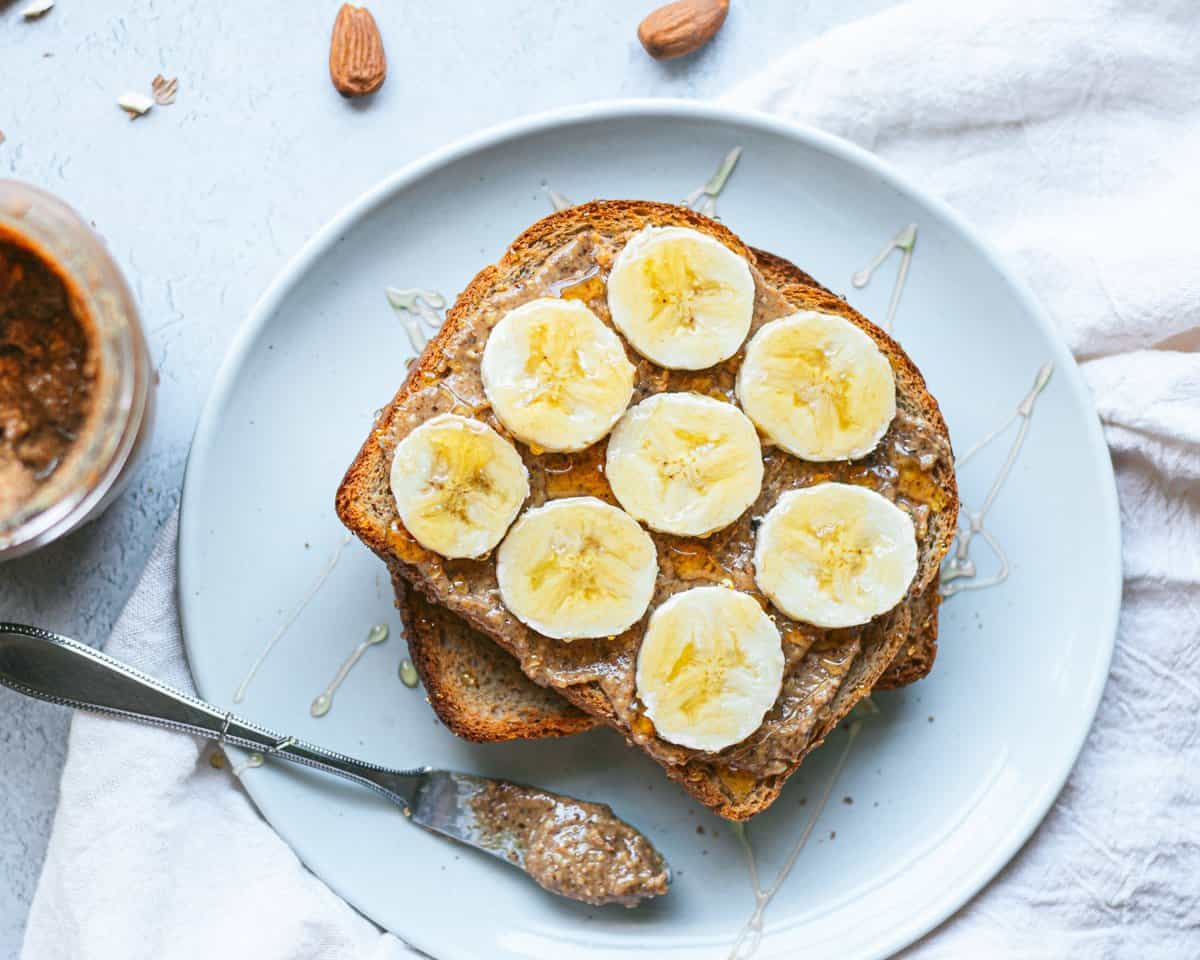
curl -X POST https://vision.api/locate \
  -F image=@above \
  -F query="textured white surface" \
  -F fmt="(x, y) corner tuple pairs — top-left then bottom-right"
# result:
(0, 2), (893, 952)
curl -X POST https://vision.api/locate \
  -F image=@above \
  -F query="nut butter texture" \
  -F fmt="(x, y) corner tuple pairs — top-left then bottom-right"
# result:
(470, 781), (669, 907)
(0, 228), (95, 518)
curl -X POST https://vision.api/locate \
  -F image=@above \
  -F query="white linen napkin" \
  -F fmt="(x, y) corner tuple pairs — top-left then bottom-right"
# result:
(23, 0), (1200, 956)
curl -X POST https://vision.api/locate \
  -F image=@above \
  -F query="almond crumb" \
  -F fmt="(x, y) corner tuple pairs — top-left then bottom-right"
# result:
(117, 92), (154, 120)
(21, 0), (55, 20)
(151, 74), (179, 106)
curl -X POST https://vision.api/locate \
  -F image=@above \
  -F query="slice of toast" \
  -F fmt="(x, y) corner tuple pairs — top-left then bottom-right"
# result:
(390, 248), (940, 743)
(337, 201), (957, 819)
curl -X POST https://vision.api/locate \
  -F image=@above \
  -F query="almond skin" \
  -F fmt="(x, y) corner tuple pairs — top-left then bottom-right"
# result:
(329, 4), (386, 98)
(638, 0), (729, 61)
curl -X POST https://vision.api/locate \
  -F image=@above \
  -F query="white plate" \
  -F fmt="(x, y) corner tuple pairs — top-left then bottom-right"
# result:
(179, 101), (1120, 960)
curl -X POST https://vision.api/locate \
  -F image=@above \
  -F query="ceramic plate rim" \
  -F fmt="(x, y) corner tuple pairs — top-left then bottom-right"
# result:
(179, 98), (1121, 959)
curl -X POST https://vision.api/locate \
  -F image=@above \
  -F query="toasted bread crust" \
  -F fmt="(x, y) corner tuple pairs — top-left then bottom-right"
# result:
(337, 202), (956, 818)
(393, 246), (939, 744)
(394, 569), (595, 740)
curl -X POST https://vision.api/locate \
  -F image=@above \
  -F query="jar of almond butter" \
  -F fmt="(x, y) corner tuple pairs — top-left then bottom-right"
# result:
(0, 180), (154, 560)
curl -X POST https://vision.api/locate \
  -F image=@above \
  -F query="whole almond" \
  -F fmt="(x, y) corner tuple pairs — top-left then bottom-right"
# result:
(638, 0), (729, 61)
(329, 4), (386, 98)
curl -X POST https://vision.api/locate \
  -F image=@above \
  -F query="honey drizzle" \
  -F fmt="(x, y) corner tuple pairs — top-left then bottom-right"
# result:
(941, 362), (1053, 597)
(387, 521), (428, 564)
(851, 224), (917, 334)
(683, 146), (743, 219)
(667, 542), (736, 586)
(436, 380), (482, 416)
(547, 263), (602, 300)
(728, 720), (863, 959)
(557, 272), (606, 304)
(310, 623), (389, 718)
(545, 186), (573, 211)
(386, 288), (446, 352)
(233, 533), (352, 704)
(540, 447), (610, 500)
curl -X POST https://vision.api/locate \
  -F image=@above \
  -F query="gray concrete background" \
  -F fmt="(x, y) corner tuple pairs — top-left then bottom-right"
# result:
(0, 1), (893, 952)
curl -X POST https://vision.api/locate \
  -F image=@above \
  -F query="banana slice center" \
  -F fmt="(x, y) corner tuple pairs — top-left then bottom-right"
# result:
(420, 432), (497, 524)
(607, 226), (755, 370)
(390, 414), (529, 560)
(780, 516), (876, 604)
(481, 298), (634, 453)
(767, 343), (857, 435)
(496, 497), (658, 641)
(642, 250), (730, 335)
(636, 586), (784, 753)
(606, 392), (763, 537)
(738, 311), (896, 462)
(526, 531), (632, 610)
(753, 482), (917, 629)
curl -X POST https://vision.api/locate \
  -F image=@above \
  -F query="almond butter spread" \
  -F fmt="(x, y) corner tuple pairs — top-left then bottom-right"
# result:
(379, 223), (954, 796)
(0, 231), (95, 518)
(469, 780), (669, 907)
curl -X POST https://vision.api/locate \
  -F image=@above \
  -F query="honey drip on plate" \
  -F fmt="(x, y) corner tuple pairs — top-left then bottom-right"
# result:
(728, 720), (863, 959)
(851, 224), (917, 334)
(544, 186), (573, 211)
(310, 623), (389, 718)
(941, 362), (1053, 597)
(683, 146), (743, 219)
(386, 287), (446, 352)
(233, 533), (353, 704)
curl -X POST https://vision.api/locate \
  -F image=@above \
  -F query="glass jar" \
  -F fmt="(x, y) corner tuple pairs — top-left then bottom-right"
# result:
(0, 180), (154, 560)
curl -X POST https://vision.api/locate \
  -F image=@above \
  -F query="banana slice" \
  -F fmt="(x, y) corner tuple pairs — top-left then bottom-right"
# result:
(607, 226), (755, 370)
(635, 586), (784, 752)
(754, 482), (917, 629)
(737, 311), (896, 461)
(481, 298), (635, 452)
(606, 392), (763, 537)
(496, 497), (658, 640)
(390, 414), (529, 559)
